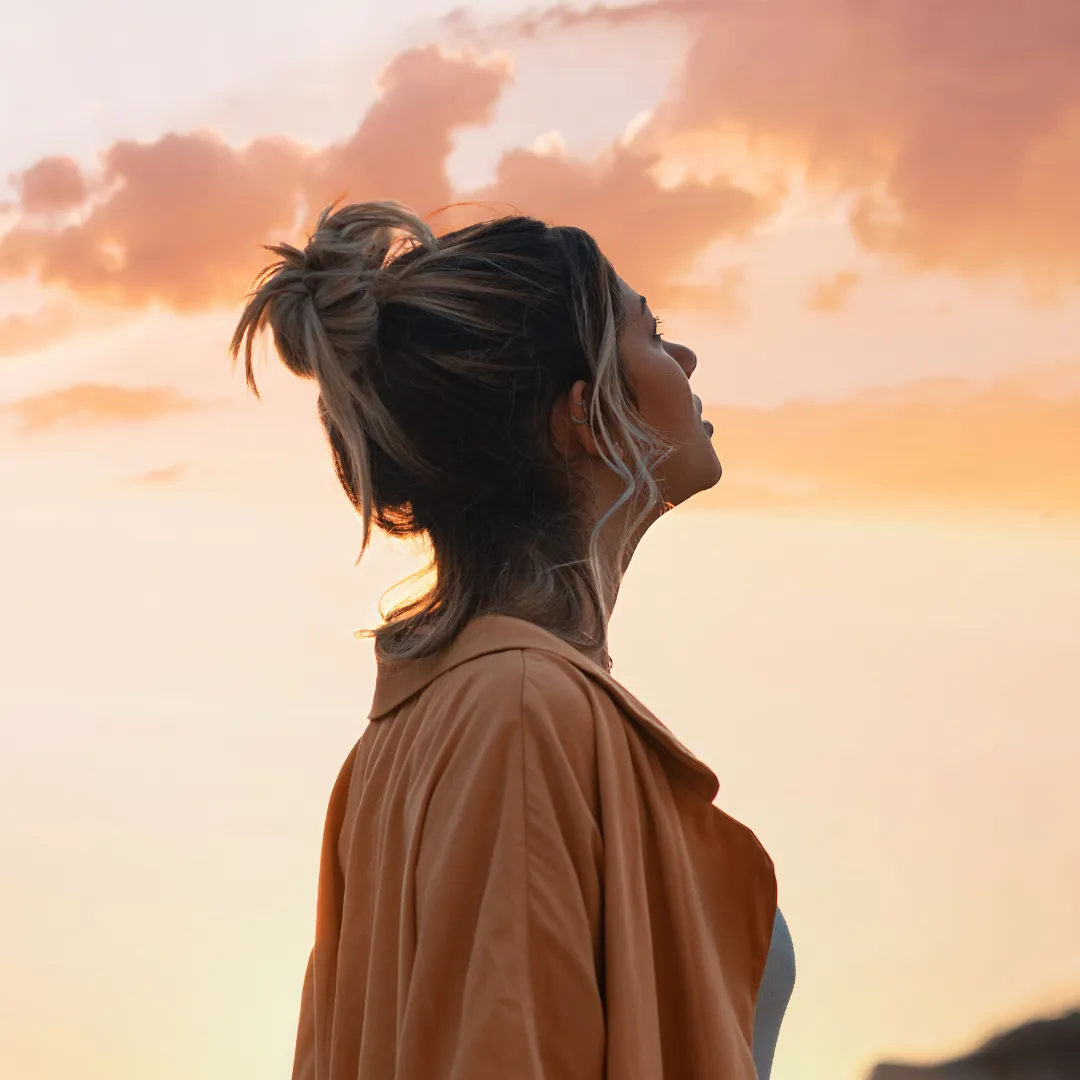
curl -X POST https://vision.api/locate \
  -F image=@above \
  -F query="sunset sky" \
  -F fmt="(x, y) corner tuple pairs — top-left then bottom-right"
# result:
(2, 3), (1078, 1080)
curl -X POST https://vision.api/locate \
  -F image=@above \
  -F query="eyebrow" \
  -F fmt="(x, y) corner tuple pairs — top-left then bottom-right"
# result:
(639, 294), (647, 315)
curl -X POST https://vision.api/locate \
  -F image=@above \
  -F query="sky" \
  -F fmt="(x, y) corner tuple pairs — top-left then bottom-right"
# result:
(1, 3), (1079, 1080)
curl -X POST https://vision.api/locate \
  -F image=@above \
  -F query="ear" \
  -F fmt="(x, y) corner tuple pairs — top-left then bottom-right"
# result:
(550, 379), (601, 458)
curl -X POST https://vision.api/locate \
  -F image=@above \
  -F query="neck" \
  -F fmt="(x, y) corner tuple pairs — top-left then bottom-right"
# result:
(577, 640), (614, 672)
(572, 474), (664, 676)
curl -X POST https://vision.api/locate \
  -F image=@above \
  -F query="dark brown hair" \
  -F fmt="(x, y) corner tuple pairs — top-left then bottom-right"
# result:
(231, 200), (672, 661)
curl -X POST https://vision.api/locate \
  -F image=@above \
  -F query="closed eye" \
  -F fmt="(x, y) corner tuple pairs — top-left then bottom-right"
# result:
(653, 317), (664, 341)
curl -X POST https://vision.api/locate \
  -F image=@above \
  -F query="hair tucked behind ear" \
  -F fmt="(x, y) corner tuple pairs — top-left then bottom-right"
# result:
(231, 199), (673, 662)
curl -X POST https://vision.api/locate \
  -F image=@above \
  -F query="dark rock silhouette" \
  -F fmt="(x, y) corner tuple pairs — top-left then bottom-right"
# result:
(867, 1006), (1080, 1080)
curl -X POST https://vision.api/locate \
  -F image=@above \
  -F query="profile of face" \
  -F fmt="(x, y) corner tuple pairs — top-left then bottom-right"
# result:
(615, 275), (721, 506)
(559, 274), (721, 514)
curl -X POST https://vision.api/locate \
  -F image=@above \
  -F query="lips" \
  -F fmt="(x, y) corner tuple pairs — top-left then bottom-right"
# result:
(692, 393), (713, 436)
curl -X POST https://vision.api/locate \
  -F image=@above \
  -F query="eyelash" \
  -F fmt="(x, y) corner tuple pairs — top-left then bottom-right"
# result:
(653, 317), (664, 340)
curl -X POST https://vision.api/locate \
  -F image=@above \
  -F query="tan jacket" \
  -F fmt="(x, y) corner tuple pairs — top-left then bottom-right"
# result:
(292, 613), (778, 1080)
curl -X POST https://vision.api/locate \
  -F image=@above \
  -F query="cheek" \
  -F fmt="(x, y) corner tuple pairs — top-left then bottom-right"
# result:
(629, 354), (694, 431)
(656, 372), (698, 437)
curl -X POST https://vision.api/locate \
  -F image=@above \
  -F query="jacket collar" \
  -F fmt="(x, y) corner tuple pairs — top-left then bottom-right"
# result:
(367, 613), (720, 800)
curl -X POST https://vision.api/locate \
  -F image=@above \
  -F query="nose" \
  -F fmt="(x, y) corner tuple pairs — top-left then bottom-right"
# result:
(667, 340), (697, 378)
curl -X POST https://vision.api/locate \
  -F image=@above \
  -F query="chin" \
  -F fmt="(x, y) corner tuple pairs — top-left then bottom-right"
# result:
(697, 460), (723, 495)
(660, 448), (723, 509)
(696, 444), (723, 492)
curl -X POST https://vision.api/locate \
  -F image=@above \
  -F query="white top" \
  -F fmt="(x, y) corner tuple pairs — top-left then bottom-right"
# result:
(752, 907), (796, 1080)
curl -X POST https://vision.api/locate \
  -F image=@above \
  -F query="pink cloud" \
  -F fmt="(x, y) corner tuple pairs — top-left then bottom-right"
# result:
(456, 145), (773, 308)
(482, 0), (1080, 288)
(0, 47), (511, 315)
(643, 0), (1080, 286)
(16, 157), (88, 214)
(305, 45), (513, 215)
(0, 40), (770, 347)
(0, 133), (307, 310)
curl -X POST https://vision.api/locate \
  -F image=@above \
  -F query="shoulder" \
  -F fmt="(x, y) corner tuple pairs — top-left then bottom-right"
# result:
(429, 646), (601, 767)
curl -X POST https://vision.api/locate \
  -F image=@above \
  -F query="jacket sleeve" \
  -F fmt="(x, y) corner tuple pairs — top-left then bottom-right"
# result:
(397, 651), (606, 1080)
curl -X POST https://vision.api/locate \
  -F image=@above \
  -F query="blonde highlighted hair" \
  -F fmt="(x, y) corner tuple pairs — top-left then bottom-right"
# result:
(231, 200), (673, 661)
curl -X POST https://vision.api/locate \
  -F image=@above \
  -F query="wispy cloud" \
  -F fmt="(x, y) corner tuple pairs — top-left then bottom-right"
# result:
(699, 370), (1080, 516)
(0, 299), (126, 357)
(0, 304), (80, 357)
(442, 0), (712, 40)
(6, 384), (205, 433)
(808, 271), (860, 314)
(129, 462), (190, 486)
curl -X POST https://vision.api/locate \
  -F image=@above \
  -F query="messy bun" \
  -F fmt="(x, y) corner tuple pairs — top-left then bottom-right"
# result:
(231, 200), (672, 661)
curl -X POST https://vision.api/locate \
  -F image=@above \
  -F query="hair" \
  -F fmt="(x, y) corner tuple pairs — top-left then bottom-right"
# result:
(230, 199), (674, 662)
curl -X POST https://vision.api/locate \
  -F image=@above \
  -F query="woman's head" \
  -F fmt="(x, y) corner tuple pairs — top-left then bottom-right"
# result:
(231, 200), (720, 661)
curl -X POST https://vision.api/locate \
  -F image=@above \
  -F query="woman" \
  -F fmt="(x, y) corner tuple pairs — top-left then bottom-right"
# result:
(231, 200), (796, 1080)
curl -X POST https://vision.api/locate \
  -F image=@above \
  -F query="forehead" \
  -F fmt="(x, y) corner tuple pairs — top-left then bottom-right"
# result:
(615, 275), (645, 317)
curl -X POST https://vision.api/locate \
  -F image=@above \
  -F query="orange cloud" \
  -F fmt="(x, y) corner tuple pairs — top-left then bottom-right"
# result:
(6, 384), (204, 433)
(699, 373), (1080, 516)
(0, 304), (80, 357)
(808, 271), (860, 314)
(497, 0), (1080, 289)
